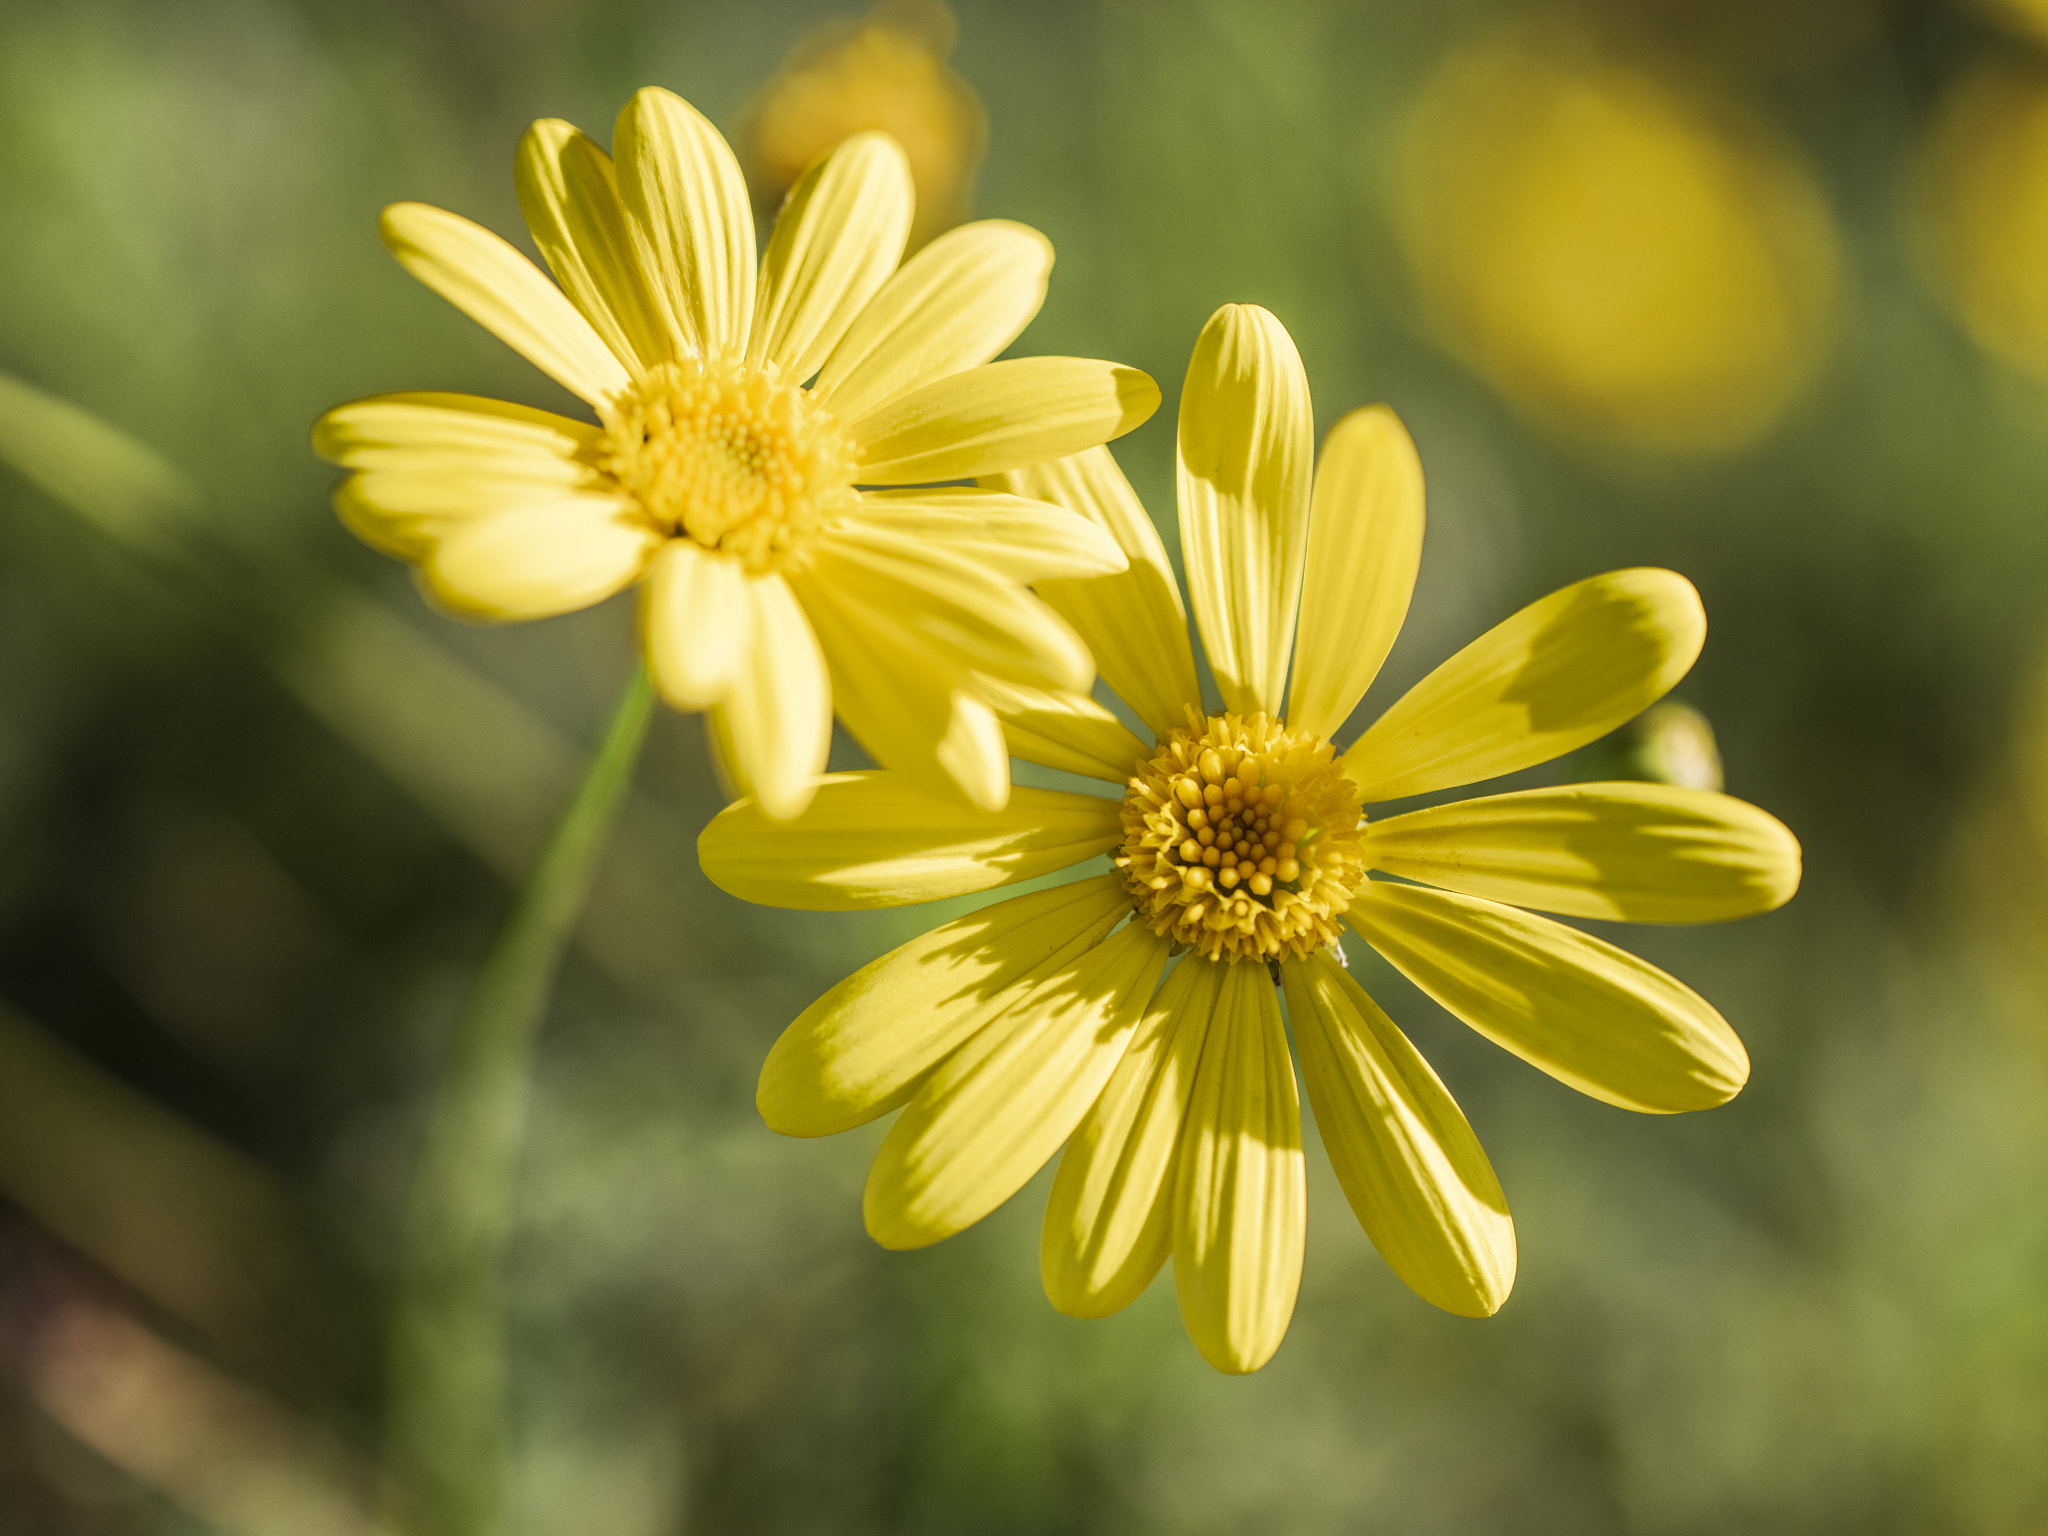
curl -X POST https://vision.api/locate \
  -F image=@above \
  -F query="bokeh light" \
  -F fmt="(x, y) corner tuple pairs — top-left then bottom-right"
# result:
(1392, 35), (1842, 454)
(741, 0), (986, 248)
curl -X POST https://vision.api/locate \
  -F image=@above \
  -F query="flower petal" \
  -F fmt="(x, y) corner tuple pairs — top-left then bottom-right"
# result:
(514, 118), (672, 373)
(612, 87), (754, 361)
(315, 392), (611, 560)
(418, 503), (660, 622)
(814, 219), (1053, 420)
(1173, 959), (1306, 1374)
(987, 446), (1203, 739)
(759, 874), (1130, 1136)
(697, 771), (1121, 910)
(718, 573), (832, 821)
(1363, 782), (1802, 924)
(640, 539), (749, 710)
(1282, 952), (1514, 1317)
(974, 676), (1150, 783)
(848, 357), (1159, 484)
(1285, 406), (1425, 741)
(844, 488), (1128, 583)
(1042, 957), (1215, 1318)
(1342, 569), (1706, 802)
(864, 921), (1172, 1249)
(379, 203), (630, 407)
(749, 131), (914, 383)
(1347, 880), (1748, 1113)
(1176, 304), (1314, 718)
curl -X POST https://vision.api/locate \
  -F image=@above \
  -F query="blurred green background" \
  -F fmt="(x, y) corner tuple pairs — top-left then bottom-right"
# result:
(6, 0), (2048, 1531)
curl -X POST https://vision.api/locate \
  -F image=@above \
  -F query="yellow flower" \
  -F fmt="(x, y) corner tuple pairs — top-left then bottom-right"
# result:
(1393, 36), (1839, 455)
(742, 0), (986, 250)
(314, 88), (1158, 819)
(699, 304), (1802, 1373)
(1911, 56), (2048, 381)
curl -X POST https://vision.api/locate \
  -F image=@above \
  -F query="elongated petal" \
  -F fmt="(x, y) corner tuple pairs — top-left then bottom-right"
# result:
(613, 87), (754, 361)
(314, 392), (601, 467)
(1363, 783), (1802, 924)
(1173, 960), (1306, 1374)
(1042, 958), (1216, 1318)
(380, 203), (630, 407)
(865, 921), (1171, 1249)
(640, 539), (749, 709)
(718, 574), (831, 820)
(1285, 407), (1425, 741)
(698, 772), (1121, 909)
(988, 446), (1203, 739)
(1282, 952), (1514, 1317)
(760, 874), (1130, 1136)
(419, 503), (660, 622)
(815, 219), (1052, 420)
(845, 488), (1128, 583)
(1176, 304), (1313, 718)
(750, 132), (914, 382)
(1348, 881), (1748, 1113)
(849, 356), (1159, 484)
(515, 119), (671, 373)
(1343, 569), (1706, 802)
(974, 676), (1150, 783)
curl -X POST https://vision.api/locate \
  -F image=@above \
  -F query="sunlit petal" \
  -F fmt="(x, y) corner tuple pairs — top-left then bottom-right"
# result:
(719, 574), (832, 821)
(639, 539), (750, 710)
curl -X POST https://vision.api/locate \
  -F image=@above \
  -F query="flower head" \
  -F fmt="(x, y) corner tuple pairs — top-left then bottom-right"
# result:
(314, 89), (1158, 818)
(700, 303), (1801, 1373)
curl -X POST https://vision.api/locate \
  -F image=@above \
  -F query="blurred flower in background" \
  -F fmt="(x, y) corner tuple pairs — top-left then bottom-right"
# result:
(742, 0), (986, 249)
(1911, 55), (2048, 381)
(1391, 32), (1842, 454)
(1573, 699), (1725, 791)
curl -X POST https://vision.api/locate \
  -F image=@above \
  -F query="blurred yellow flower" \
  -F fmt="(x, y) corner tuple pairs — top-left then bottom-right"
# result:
(1974, 0), (2048, 44)
(1393, 38), (1840, 454)
(314, 88), (1159, 821)
(1911, 57), (2048, 379)
(743, 0), (986, 250)
(700, 303), (1801, 1374)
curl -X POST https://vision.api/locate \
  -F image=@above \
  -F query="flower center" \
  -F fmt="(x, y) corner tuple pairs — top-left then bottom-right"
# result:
(599, 357), (857, 573)
(1117, 710), (1367, 964)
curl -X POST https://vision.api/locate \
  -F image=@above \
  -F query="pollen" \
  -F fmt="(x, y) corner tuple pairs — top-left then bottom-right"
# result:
(599, 357), (857, 573)
(1116, 708), (1367, 964)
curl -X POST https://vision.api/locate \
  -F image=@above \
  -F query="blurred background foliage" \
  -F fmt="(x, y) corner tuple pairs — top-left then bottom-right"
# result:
(4, 0), (2048, 1531)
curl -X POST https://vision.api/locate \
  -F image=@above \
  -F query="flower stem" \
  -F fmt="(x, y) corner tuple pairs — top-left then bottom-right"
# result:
(384, 662), (655, 1536)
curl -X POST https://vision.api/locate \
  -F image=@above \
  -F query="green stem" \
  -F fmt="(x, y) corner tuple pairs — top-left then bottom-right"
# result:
(384, 663), (655, 1536)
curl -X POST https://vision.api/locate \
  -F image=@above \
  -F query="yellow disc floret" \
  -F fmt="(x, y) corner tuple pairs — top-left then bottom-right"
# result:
(1118, 710), (1367, 964)
(599, 357), (857, 573)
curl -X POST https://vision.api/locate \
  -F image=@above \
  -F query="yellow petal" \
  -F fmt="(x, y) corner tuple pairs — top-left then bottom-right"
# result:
(814, 219), (1053, 420)
(848, 356), (1159, 484)
(864, 921), (1171, 1249)
(1363, 782), (1802, 923)
(844, 488), (1129, 583)
(1342, 568), (1706, 802)
(749, 131), (914, 383)
(379, 203), (630, 407)
(1285, 406), (1426, 741)
(1282, 952), (1514, 1317)
(935, 690), (1010, 817)
(316, 393), (611, 562)
(418, 503), (660, 622)
(697, 771), (1121, 910)
(612, 87), (754, 361)
(514, 118), (672, 373)
(1176, 304), (1314, 718)
(719, 575), (833, 822)
(1173, 960), (1306, 1374)
(759, 874), (1129, 1136)
(987, 446), (1203, 739)
(974, 676), (1150, 783)
(1042, 958), (1217, 1318)
(1348, 880), (1748, 1113)
(639, 539), (749, 710)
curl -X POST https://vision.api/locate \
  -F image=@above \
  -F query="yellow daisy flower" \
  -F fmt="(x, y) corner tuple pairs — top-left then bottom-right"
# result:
(313, 88), (1159, 819)
(698, 304), (1801, 1373)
